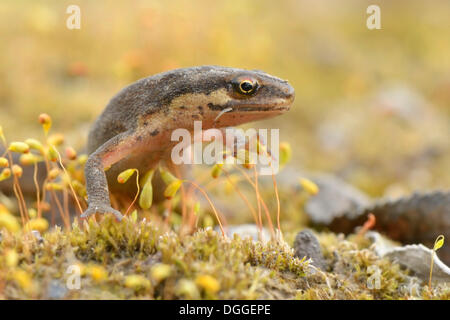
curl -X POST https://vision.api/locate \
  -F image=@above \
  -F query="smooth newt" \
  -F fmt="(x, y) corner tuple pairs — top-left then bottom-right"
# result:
(81, 66), (295, 220)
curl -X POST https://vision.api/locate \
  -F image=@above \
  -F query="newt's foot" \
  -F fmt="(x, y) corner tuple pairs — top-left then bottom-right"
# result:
(81, 204), (124, 221)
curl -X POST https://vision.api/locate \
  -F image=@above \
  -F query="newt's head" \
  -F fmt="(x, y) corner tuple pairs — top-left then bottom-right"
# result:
(155, 66), (295, 128)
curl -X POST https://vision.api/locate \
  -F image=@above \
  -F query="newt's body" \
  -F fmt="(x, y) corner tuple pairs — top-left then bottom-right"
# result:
(82, 66), (295, 220)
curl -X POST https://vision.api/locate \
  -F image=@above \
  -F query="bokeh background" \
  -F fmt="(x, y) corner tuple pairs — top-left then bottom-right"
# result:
(1, 0), (449, 198)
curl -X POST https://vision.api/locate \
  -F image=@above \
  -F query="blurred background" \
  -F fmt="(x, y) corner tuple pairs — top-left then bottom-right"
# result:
(0, 0), (449, 198)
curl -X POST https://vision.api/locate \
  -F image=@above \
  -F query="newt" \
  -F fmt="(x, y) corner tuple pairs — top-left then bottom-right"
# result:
(81, 66), (295, 220)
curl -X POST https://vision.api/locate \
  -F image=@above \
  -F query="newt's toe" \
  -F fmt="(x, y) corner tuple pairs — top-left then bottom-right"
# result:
(81, 204), (123, 221)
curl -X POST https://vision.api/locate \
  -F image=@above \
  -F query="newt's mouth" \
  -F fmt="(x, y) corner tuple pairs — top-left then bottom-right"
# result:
(233, 97), (294, 115)
(236, 104), (291, 112)
(211, 103), (292, 127)
(232, 87), (295, 113)
(213, 104), (290, 123)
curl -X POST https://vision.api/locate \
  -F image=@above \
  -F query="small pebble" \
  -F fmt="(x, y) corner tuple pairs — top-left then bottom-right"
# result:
(293, 229), (327, 270)
(216, 224), (271, 242)
(47, 280), (68, 299)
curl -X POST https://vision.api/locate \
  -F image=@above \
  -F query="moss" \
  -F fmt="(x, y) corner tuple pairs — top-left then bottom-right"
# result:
(0, 216), (448, 300)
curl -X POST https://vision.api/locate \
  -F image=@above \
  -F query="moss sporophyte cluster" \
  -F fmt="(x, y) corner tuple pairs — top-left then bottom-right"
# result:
(0, 117), (449, 299)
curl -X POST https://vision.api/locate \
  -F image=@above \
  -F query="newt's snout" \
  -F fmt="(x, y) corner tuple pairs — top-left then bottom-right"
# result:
(283, 83), (295, 105)
(277, 82), (295, 110)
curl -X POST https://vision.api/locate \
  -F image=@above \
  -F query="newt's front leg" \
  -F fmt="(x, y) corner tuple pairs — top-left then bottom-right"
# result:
(81, 131), (137, 221)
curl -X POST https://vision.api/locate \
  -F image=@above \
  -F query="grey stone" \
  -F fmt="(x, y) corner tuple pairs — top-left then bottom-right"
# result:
(294, 229), (327, 270)
(47, 279), (68, 299)
(367, 231), (450, 283)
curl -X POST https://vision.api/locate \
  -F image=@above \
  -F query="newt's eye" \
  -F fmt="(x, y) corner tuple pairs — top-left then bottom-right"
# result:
(233, 78), (259, 95)
(240, 80), (255, 93)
